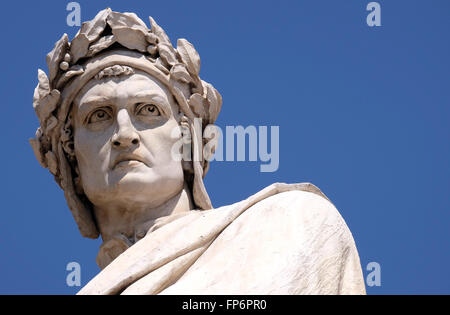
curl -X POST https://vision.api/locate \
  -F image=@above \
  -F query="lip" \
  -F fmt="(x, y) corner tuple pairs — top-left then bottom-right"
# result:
(112, 153), (148, 169)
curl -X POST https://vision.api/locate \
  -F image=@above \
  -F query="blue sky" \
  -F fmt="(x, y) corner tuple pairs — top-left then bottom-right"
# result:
(0, 0), (449, 294)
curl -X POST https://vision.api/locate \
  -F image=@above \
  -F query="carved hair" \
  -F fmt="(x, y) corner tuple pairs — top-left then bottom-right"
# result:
(95, 65), (135, 80)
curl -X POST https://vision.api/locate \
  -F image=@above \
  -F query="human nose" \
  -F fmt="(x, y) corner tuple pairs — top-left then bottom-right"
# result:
(111, 109), (140, 149)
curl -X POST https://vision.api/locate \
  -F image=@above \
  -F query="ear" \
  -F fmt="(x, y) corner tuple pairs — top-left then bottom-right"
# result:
(61, 113), (76, 160)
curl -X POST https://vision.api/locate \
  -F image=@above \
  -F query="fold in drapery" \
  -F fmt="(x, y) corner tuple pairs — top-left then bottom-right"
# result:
(78, 183), (365, 295)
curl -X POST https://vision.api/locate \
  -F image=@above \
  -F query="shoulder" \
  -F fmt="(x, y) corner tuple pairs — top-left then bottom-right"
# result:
(234, 182), (356, 249)
(244, 182), (342, 223)
(203, 183), (365, 294)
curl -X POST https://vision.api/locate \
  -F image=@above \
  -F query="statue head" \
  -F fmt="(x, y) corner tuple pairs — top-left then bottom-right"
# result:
(30, 9), (222, 239)
(73, 67), (186, 215)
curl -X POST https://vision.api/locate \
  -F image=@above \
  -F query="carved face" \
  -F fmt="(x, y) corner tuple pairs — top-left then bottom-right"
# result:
(72, 69), (184, 210)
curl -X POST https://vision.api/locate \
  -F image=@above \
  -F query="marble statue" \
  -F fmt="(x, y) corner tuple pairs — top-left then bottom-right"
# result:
(30, 8), (366, 295)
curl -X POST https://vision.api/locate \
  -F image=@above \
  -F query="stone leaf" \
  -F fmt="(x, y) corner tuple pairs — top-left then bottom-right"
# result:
(188, 93), (207, 119)
(108, 11), (148, 29)
(86, 35), (116, 57)
(108, 11), (150, 53)
(79, 8), (111, 42)
(56, 65), (85, 89)
(45, 115), (58, 133)
(177, 38), (200, 76)
(70, 33), (89, 64)
(154, 58), (170, 75)
(170, 63), (193, 84)
(170, 78), (190, 101)
(111, 27), (148, 52)
(204, 82), (222, 123)
(29, 128), (47, 168)
(158, 43), (178, 67)
(191, 75), (204, 96)
(33, 69), (50, 110)
(35, 89), (60, 124)
(70, 8), (111, 63)
(149, 16), (171, 44)
(47, 34), (69, 84)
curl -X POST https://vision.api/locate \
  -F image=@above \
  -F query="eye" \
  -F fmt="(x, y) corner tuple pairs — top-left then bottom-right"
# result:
(88, 109), (112, 124)
(136, 104), (161, 117)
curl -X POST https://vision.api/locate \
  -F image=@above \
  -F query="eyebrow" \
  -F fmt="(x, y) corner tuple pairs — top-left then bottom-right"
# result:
(77, 91), (171, 117)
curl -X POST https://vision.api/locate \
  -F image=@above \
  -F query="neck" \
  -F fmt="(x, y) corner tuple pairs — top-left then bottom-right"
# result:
(93, 183), (194, 243)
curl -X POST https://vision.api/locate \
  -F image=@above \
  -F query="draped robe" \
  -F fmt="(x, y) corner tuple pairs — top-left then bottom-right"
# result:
(78, 183), (366, 295)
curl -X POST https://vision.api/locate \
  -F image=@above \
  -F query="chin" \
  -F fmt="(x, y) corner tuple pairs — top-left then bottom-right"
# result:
(108, 170), (184, 205)
(83, 164), (185, 207)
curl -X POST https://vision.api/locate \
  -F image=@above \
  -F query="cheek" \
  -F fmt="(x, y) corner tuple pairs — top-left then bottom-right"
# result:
(74, 127), (112, 173)
(140, 120), (181, 162)
(136, 120), (185, 189)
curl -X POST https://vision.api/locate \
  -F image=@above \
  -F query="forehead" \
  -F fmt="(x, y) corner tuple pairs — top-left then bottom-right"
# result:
(73, 70), (173, 107)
